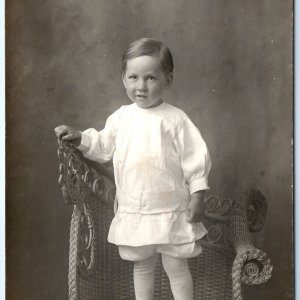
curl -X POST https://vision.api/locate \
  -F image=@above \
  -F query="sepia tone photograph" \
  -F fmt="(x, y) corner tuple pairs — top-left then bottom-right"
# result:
(6, 1), (293, 299)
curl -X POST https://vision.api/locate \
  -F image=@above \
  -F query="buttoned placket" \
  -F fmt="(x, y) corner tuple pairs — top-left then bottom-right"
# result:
(141, 200), (147, 209)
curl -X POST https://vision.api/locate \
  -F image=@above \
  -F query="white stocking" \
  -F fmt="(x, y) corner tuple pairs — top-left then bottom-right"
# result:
(161, 254), (193, 300)
(133, 254), (158, 300)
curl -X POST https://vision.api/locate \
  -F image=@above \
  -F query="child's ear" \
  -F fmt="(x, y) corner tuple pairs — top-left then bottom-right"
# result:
(122, 73), (126, 88)
(165, 73), (173, 90)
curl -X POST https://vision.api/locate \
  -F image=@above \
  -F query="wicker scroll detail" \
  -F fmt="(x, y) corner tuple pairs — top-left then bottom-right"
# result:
(198, 196), (234, 252)
(230, 189), (273, 300)
(57, 140), (115, 282)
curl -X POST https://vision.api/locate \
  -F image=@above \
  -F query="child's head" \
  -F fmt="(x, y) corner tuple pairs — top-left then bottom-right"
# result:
(121, 38), (174, 109)
(121, 38), (174, 77)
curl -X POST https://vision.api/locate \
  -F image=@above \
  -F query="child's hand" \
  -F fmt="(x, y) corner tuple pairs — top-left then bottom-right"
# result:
(186, 190), (206, 223)
(54, 125), (82, 146)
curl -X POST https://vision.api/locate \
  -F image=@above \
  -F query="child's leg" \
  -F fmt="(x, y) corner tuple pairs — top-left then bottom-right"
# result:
(133, 254), (158, 300)
(161, 254), (193, 300)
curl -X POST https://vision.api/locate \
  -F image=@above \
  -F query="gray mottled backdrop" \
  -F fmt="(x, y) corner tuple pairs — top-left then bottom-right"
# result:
(6, 0), (293, 299)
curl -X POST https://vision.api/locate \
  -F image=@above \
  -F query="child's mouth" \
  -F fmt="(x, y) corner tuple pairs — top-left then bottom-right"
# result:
(136, 94), (147, 98)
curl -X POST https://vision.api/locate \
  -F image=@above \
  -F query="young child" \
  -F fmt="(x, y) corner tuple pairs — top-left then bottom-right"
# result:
(55, 38), (211, 300)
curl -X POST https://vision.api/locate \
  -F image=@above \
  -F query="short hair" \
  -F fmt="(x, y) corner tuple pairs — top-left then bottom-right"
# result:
(121, 38), (174, 76)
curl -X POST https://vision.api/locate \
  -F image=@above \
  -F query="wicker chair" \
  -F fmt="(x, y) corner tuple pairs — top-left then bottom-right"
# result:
(57, 140), (273, 300)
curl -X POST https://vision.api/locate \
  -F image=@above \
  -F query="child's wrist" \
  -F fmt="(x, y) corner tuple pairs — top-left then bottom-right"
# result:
(69, 131), (81, 146)
(190, 190), (205, 201)
(74, 132), (82, 146)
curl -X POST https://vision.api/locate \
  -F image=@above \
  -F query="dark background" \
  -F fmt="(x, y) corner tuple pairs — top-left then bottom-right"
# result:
(6, 0), (293, 299)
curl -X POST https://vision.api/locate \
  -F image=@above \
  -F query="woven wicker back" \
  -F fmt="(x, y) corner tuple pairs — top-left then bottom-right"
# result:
(72, 201), (234, 300)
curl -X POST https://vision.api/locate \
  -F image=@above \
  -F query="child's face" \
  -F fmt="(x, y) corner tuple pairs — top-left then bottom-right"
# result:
(122, 55), (172, 108)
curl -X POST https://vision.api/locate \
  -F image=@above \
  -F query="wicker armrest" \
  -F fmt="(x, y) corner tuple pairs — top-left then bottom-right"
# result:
(230, 189), (273, 300)
(57, 140), (116, 299)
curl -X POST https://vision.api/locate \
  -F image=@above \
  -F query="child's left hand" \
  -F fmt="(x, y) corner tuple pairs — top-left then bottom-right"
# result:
(186, 190), (206, 223)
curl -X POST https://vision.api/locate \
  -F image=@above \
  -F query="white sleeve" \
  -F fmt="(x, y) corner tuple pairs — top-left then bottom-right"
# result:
(174, 117), (211, 194)
(77, 109), (120, 163)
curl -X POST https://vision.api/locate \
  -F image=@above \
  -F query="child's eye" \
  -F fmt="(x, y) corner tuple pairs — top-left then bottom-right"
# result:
(147, 76), (156, 81)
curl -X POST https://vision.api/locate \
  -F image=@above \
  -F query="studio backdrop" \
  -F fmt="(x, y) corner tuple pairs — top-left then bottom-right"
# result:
(6, 1), (293, 299)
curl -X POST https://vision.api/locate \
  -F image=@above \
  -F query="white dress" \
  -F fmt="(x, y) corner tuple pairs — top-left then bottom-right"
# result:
(78, 102), (211, 247)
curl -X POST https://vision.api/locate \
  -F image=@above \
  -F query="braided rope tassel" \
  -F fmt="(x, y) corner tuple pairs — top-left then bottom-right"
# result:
(68, 206), (81, 300)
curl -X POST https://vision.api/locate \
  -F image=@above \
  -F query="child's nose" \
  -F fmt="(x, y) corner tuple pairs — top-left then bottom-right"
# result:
(137, 79), (147, 91)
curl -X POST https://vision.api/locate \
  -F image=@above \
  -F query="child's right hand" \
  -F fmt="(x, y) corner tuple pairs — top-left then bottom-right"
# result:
(54, 125), (82, 146)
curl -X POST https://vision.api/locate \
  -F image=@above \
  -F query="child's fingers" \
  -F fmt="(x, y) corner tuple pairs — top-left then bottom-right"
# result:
(62, 133), (75, 140)
(56, 129), (68, 139)
(54, 125), (65, 133)
(186, 207), (203, 223)
(186, 208), (193, 222)
(54, 125), (70, 138)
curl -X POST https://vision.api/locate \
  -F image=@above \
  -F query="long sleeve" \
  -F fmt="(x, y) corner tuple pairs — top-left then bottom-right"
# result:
(174, 116), (211, 194)
(77, 108), (121, 163)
